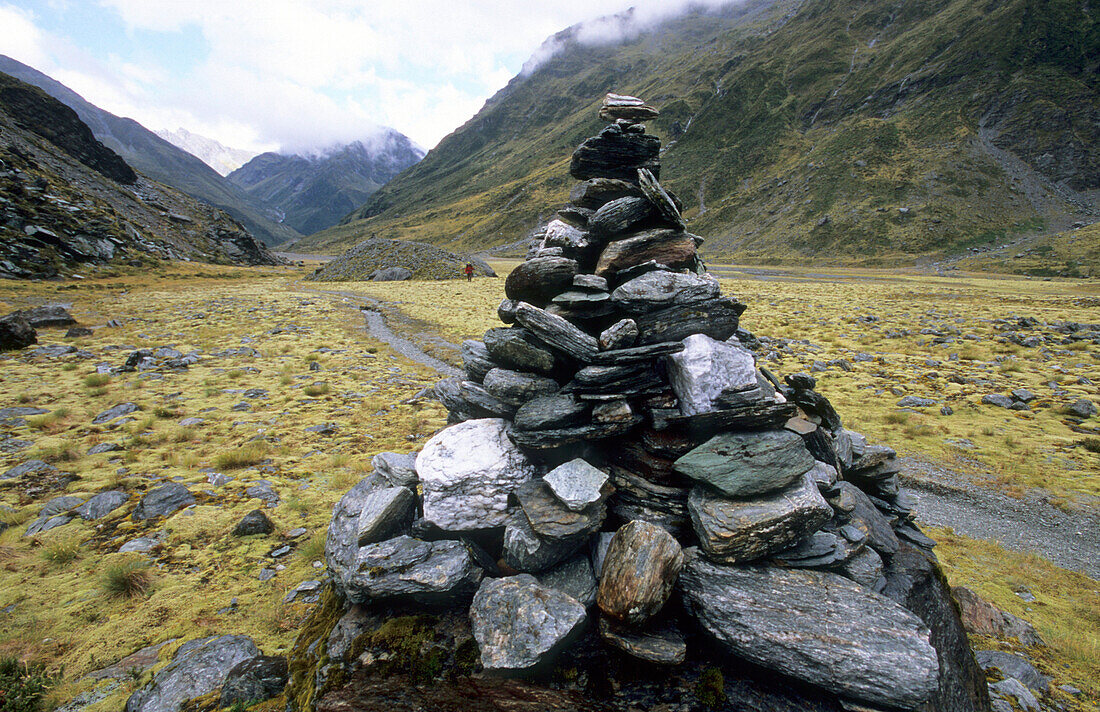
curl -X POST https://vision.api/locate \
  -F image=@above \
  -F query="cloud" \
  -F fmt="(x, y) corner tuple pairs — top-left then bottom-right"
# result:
(2, 1), (738, 152)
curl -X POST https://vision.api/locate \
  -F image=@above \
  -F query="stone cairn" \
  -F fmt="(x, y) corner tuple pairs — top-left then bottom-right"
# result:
(318, 94), (982, 712)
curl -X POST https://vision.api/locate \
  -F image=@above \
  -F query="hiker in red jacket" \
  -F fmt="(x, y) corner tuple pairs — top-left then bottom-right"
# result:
(464, 262), (474, 281)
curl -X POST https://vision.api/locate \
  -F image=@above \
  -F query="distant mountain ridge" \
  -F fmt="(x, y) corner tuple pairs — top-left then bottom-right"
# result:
(298, 0), (1099, 275)
(0, 55), (298, 246)
(154, 127), (258, 176)
(0, 71), (281, 278)
(228, 133), (423, 235)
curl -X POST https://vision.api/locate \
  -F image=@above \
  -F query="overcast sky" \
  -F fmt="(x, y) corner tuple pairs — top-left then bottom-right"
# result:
(0, 1), (725, 154)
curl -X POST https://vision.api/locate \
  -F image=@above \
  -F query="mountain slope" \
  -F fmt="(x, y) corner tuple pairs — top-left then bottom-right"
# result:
(227, 134), (423, 235)
(298, 0), (1098, 274)
(0, 55), (298, 246)
(155, 127), (258, 176)
(0, 72), (281, 278)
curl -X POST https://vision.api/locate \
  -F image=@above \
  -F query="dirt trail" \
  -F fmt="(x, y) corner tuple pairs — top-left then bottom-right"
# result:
(309, 285), (1100, 581)
(303, 286), (461, 377)
(902, 458), (1100, 580)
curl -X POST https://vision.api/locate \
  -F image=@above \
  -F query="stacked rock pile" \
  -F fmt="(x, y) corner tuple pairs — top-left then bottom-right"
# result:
(316, 95), (986, 712)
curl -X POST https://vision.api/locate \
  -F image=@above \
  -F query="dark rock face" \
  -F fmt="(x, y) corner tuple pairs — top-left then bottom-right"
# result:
(13, 305), (76, 328)
(681, 551), (939, 710)
(93, 402), (140, 424)
(882, 546), (992, 712)
(125, 635), (260, 712)
(233, 509), (275, 536)
(219, 655), (289, 708)
(0, 313), (37, 351)
(132, 482), (195, 521)
(0, 72), (136, 184)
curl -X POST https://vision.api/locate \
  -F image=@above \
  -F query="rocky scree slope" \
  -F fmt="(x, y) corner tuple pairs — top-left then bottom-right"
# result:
(286, 95), (992, 712)
(0, 55), (299, 247)
(300, 0), (1099, 274)
(0, 72), (282, 278)
(228, 133), (424, 236)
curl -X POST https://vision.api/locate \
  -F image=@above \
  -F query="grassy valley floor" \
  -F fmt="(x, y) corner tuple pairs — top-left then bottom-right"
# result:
(0, 261), (1096, 710)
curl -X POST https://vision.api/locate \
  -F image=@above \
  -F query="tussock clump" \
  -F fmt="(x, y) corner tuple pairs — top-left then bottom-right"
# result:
(305, 239), (495, 282)
(214, 441), (270, 470)
(101, 559), (153, 598)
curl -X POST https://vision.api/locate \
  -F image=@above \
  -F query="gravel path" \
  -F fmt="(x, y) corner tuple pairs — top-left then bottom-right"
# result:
(903, 457), (1100, 580)
(308, 285), (1100, 581)
(305, 287), (461, 377)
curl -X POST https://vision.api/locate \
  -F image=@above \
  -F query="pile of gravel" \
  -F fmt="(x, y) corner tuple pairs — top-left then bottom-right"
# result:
(305, 239), (496, 282)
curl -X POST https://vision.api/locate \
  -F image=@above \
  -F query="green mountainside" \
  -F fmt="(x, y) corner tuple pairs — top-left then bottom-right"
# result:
(0, 55), (300, 247)
(299, 0), (1098, 273)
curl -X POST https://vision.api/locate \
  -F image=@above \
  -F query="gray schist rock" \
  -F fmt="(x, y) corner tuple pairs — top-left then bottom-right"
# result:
(74, 490), (130, 520)
(610, 271), (719, 315)
(132, 483), (194, 521)
(833, 482), (900, 556)
(637, 167), (685, 229)
(595, 229), (696, 277)
(370, 451), (418, 488)
(219, 655), (288, 708)
(483, 368), (560, 406)
(92, 402), (140, 424)
(513, 302), (599, 363)
(356, 486), (414, 545)
(543, 458), (609, 511)
(838, 546), (887, 592)
(0, 312), (36, 351)
(588, 196), (653, 236)
(341, 536), (482, 604)
(598, 617), (686, 665)
(461, 340), (495, 382)
(513, 394), (588, 431)
(325, 473), (389, 579)
(469, 575), (587, 672)
(536, 554), (599, 607)
(569, 177), (642, 209)
(125, 635), (261, 712)
(416, 418), (538, 531)
(233, 509), (274, 536)
(680, 552), (939, 710)
(597, 520), (683, 625)
(514, 479), (606, 540)
(674, 429), (815, 497)
(504, 256), (578, 308)
(666, 334), (759, 415)
(502, 509), (586, 573)
(598, 319), (638, 350)
(688, 473), (832, 563)
(483, 327), (557, 375)
(2, 459), (57, 479)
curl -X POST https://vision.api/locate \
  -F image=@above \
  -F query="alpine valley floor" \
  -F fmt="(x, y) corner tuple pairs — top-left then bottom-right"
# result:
(0, 261), (1096, 711)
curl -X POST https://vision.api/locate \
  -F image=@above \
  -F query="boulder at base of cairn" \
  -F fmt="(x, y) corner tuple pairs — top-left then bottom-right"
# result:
(470, 575), (587, 672)
(680, 551), (938, 710)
